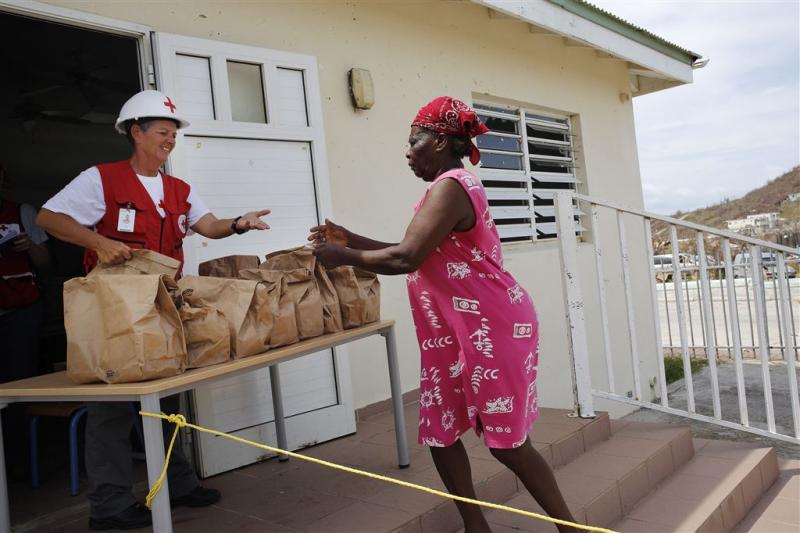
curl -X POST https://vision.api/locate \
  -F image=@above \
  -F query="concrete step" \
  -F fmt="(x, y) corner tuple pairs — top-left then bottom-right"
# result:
(734, 457), (799, 533)
(477, 419), (695, 532)
(613, 438), (779, 532)
(391, 407), (612, 533)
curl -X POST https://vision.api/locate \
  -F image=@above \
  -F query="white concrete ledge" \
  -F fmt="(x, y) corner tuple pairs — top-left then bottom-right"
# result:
(474, 0), (695, 84)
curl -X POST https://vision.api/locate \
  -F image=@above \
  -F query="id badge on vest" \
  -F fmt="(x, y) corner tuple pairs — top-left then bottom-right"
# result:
(117, 207), (136, 233)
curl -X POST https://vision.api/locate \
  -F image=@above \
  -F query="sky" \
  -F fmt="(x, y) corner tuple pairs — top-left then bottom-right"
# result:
(590, 0), (800, 215)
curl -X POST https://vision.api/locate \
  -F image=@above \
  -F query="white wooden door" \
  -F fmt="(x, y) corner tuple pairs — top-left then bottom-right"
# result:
(153, 32), (355, 477)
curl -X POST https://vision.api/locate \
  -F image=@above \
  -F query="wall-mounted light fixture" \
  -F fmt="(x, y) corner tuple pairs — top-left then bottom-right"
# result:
(348, 68), (374, 110)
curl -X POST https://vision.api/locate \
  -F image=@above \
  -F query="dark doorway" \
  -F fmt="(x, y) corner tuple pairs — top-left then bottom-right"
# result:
(0, 11), (142, 526)
(0, 10), (142, 358)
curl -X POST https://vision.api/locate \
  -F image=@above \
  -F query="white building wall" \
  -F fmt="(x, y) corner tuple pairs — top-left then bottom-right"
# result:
(727, 219), (750, 232)
(727, 213), (781, 235)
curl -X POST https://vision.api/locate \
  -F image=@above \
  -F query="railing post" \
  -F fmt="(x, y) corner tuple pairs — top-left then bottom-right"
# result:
(645, 219), (668, 406)
(671, 225), (696, 413)
(776, 254), (800, 438)
(751, 245), (777, 433)
(555, 192), (595, 418)
(696, 232), (722, 419)
(589, 203), (615, 394)
(722, 239), (749, 427)
(618, 210), (642, 401)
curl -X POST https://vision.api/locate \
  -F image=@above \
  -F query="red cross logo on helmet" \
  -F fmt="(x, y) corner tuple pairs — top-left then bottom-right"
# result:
(115, 90), (191, 134)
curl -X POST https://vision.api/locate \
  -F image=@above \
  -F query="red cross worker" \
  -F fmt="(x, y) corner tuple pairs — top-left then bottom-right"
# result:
(36, 89), (273, 529)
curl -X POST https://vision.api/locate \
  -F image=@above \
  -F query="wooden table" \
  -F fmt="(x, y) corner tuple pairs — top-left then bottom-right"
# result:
(0, 320), (407, 533)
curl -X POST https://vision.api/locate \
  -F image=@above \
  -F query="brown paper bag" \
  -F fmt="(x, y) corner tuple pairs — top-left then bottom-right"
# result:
(283, 268), (323, 339)
(238, 269), (300, 347)
(315, 263), (343, 333)
(327, 266), (366, 329)
(355, 268), (380, 323)
(327, 266), (380, 328)
(65, 274), (187, 384)
(198, 255), (260, 278)
(87, 249), (180, 279)
(263, 246), (314, 271)
(177, 276), (273, 358)
(263, 247), (343, 333)
(176, 289), (231, 368)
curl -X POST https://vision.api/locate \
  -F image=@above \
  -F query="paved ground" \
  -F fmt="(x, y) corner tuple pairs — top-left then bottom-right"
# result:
(733, 457), (800, 533)
(625, 360), (800, 459)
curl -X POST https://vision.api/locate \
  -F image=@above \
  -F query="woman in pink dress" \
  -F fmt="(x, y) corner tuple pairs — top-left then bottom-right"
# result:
(311, 96), (576, 532)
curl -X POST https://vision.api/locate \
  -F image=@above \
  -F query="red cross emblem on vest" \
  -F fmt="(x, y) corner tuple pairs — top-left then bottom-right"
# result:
(0, 224), (7, 232)
(163, 97), (176, 113)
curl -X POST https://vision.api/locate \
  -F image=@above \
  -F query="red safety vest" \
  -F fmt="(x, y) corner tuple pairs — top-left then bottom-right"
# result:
(0, 199), (40, 308)
(83, 161), (191, 276)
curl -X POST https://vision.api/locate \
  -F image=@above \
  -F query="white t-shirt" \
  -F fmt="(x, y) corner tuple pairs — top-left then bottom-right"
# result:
(42, 166), (211, 228)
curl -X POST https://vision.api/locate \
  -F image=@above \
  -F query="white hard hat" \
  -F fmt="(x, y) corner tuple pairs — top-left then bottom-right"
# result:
(115, 90), (190, 134)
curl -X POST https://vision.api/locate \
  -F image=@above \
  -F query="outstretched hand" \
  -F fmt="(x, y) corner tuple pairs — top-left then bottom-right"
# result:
(236, 209), (271, 232)
(312, 243), (349, 269)
(308, 218), (349, 247)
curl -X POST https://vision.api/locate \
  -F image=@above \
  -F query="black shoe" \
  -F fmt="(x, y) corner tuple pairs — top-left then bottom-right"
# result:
(170, 486), (221, 508)
(89, 502), (152, 531)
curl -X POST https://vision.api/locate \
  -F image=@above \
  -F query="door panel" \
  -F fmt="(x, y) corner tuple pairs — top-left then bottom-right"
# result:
(154, 32), (354, 477)
(184, 137), (318, 261)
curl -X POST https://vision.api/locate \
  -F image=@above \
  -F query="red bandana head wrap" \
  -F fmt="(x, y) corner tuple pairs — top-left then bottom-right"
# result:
(411, 96), (490, 165)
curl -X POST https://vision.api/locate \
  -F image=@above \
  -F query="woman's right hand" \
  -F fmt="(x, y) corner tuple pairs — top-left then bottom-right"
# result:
(308, 218), (350, 247)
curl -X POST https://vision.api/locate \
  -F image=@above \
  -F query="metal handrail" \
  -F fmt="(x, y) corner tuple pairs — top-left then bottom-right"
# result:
(556, 191), (800, 444)
(573, 193), (800, 255)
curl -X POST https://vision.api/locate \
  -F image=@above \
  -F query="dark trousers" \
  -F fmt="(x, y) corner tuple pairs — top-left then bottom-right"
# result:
(0, 301), (43, 467)
(85, 394), (199, 519)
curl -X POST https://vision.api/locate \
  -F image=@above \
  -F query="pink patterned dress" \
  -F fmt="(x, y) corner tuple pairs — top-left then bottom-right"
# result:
(407, 168), (540, 449)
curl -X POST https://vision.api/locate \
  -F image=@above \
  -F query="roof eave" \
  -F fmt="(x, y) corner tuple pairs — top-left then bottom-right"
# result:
(473, 0), (706, 93)
(549, 0), (702, 65)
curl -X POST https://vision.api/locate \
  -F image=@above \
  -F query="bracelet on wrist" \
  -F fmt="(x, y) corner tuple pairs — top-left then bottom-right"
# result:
(231, 216), (247, 235)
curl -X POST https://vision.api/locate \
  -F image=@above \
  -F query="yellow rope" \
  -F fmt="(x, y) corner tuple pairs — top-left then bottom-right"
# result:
(144, 413), (184, 510)
(140, 411), (616, 533)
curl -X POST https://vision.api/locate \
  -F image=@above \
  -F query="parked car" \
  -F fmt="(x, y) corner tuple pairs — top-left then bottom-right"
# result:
(733, 251), (797, 279)
(653, 253), (696, 282)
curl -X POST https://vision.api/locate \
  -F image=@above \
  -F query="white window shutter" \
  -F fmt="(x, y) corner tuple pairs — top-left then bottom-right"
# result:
(474, 102), (584, 242)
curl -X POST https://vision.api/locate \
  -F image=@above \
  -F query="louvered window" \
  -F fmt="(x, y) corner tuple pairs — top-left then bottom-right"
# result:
(474, 103), (583, 242)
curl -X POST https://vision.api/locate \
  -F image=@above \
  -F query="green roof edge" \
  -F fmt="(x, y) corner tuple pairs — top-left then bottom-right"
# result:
(548, 0), (702, 65)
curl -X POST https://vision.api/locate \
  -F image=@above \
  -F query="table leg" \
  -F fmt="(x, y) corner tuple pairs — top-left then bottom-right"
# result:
(269, 365), (289, 462)
(383, 327), (410, 468)
(140, 394), (173, 533)
(0, 403), (9, 532)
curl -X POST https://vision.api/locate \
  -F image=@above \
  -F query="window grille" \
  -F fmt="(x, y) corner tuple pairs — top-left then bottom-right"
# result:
(474, 102), (584, 242)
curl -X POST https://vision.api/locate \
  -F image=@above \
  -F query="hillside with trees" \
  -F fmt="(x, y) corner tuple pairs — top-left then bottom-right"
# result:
(651, 166), (800, 254)
(672, 166), (799, 228)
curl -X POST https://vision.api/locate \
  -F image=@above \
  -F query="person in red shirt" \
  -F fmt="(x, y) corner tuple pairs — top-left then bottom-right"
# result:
(37, 90), (272, 531)
(0, 162), (51, 480)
